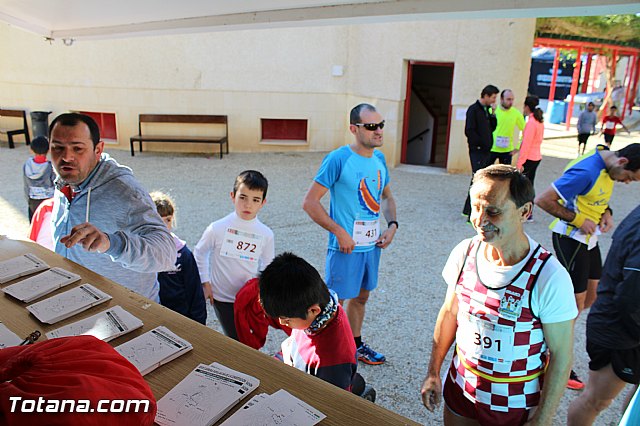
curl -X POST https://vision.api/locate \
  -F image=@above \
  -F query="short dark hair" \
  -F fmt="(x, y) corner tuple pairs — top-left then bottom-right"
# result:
(350, 103), (377, 124)
(610, 105), (618, 110)
(481, 85), (499, 98)
(472, 164), (534, 208)
(616, 143), (640, 172)
(259, 252), (330, 319)
(49, 113), (101, 147)
(30, 136), (49, 155)
(233, 170), (269, 199)
(588, 102), (595, 107)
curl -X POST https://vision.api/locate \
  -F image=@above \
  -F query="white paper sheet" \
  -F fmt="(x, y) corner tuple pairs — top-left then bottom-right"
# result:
(115, 326), (192, 376)
(155, 363), (259, 426)
(3, 267), (81, 302)
(46, 305), (143, 341)
(0, 323), (22, 349)
(220, 389), (325, 426)
(26, 283), (112, 324)
(0, 253), (49, 284)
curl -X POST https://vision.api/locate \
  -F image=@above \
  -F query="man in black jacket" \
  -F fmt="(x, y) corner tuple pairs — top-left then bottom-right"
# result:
(567, 204), (640, 425)
(462, 84), (499, 219)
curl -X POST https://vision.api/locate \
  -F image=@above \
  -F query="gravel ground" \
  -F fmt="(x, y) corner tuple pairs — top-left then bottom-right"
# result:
(1, 135), (638, 425)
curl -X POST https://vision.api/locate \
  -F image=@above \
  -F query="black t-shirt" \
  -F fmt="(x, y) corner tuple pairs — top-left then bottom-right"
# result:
(587, 205), (640, 349)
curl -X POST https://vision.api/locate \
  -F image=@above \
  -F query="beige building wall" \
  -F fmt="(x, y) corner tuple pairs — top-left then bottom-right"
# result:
(0, 18), (535, 173)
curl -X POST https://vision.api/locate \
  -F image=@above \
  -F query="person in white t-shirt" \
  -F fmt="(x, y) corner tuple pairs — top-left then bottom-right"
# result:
(194, 170), (275, 340)
(421, 164), (578, 426)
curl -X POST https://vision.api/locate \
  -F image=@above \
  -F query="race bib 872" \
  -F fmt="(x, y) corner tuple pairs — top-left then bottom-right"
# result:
(220, 228), (264, 263)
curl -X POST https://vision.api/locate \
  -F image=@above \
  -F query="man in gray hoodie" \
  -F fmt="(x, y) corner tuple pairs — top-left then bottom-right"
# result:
(577, 102), (598, 156)
(49, 113), (175, 301)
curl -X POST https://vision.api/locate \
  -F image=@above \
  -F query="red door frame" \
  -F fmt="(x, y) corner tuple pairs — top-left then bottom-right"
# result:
(401, 60), (454, 168)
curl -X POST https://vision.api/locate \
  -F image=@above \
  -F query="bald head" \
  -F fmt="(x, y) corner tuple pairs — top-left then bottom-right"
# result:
(501, 89), (514, 109)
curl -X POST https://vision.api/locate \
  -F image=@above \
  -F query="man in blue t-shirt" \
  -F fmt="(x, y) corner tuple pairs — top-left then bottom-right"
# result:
(303, 103), (398, 365)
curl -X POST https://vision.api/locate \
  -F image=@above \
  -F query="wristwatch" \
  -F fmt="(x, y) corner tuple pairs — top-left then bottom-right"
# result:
(387, 221), (399, 229)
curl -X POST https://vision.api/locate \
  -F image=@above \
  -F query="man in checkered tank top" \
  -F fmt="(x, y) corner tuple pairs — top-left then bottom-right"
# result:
(421, 165), (578, 426)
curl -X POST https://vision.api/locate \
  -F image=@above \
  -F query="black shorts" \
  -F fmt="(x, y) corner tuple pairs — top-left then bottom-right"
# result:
(604, 133), (615, 144)
(577, 133), (590, 144)
(587, 340), (640, 385)
(552, 233), (602, 293)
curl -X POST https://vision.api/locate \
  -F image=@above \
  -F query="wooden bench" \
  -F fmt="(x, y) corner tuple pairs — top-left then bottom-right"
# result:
(130, 114), (229, 158)
(0, 109), (30, 149)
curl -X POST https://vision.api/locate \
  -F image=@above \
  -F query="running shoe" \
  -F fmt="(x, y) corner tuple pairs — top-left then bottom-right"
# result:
(357, 343), (386, 365)
(567, 370), (584, 390)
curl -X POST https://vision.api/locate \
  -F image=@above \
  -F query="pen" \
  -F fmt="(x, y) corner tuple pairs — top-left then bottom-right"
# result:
(19, 330), (41, 345)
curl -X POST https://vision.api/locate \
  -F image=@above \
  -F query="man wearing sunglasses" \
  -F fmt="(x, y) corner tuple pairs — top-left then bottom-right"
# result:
(303, 103), (397, 366)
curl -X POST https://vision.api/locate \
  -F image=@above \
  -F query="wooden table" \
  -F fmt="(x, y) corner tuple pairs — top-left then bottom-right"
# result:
(0, 237), (418, 425)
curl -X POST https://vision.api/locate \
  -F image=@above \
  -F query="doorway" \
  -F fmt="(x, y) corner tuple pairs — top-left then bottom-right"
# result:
(401, 62), (454, 168)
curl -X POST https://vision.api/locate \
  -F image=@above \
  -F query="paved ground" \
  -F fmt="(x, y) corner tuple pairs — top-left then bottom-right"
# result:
(1, 133), (638, 425)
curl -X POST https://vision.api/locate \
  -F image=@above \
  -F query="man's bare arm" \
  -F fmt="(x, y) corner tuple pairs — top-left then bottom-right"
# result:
(302, 181), (355, 254)
(525, 320), (574, 426)
(421, 287), (458, 411)
(535, 186), (598, 234)
(534, 187), (575, 223)
(376, 185), (397, 249)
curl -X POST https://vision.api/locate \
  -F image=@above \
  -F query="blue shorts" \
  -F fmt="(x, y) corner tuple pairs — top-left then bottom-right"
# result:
(325, 247), (381, 300)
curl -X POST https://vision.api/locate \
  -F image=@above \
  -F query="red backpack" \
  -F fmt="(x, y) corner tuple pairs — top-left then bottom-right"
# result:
(0, 335), (156, 425)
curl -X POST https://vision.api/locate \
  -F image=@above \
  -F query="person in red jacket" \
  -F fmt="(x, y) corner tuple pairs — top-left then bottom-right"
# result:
(601, 106), (630, 147)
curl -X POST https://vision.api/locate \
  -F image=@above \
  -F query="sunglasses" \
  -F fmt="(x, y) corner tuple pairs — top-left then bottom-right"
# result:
(354, 120), (385, 131)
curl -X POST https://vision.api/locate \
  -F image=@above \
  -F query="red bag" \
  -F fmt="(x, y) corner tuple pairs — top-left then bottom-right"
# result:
(0, 335), (156, 425)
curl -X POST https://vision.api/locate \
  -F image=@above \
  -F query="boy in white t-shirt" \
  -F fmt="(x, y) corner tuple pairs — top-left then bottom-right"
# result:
(194, 170), (275, 340)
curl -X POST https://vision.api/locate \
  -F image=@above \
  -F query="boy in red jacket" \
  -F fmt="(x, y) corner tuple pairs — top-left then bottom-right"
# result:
(259, 252), (375, 400)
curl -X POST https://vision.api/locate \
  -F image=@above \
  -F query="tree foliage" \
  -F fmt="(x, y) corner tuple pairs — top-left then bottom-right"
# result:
(536, 15), (640, 116)
(537, 15), (640, 45)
